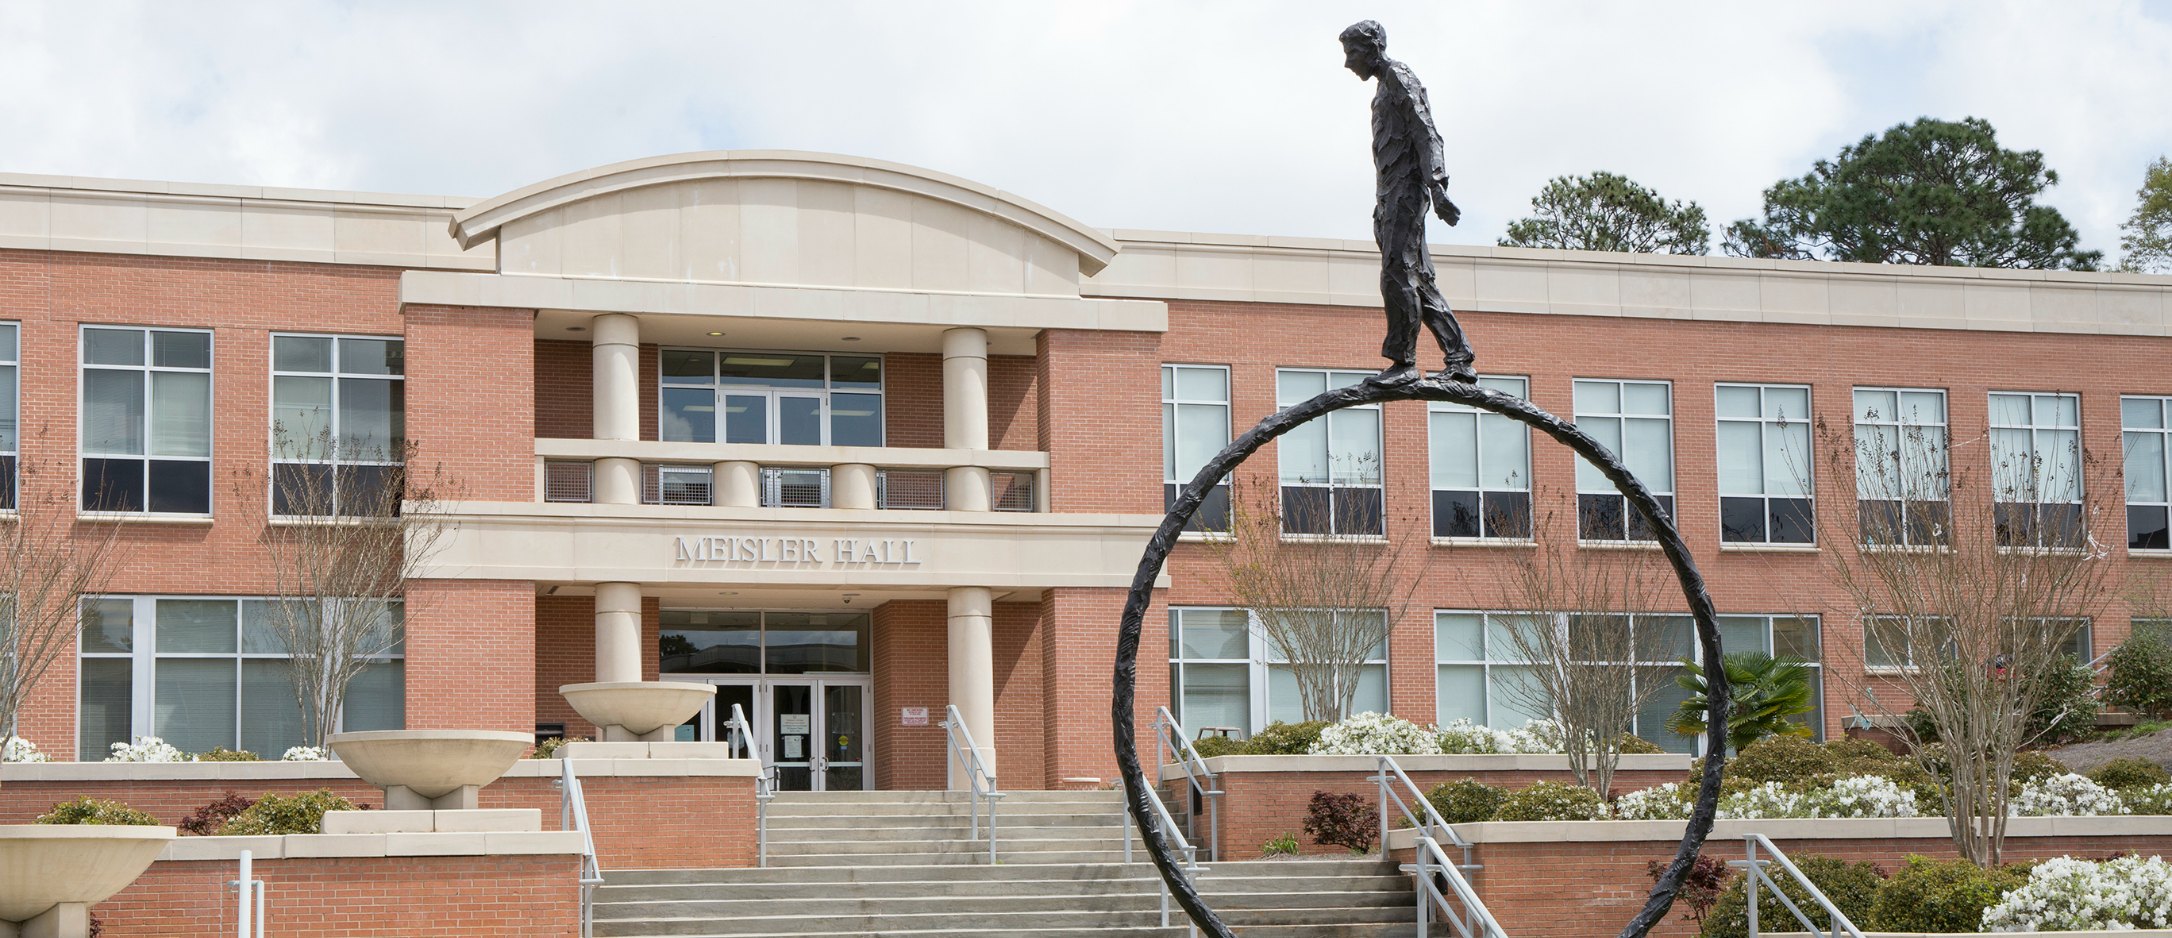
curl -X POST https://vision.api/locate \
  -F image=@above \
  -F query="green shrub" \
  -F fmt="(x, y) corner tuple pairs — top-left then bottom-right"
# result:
(2106, 630), (2172, 719)
(2031, 655), (2102, 745)
(1699, 855), (1883, 938)
(216, 789), (358, 836)
(193, 746), (259, 762)
(2126, 784), (2172, 815)
(1189, 735), (1247, 759)
(1615, 734), (1665, 755)
(527, 736), (584, 759)
(1246, 721), (1329, 755)
(1424, 778), (1507, 824)
(2011, 749), (2071, 784)
(2089, 757), (2172, 790)
(1711, 735), (1832, 787)
(1496, 781), (1606, 821)
(1260, 832), (1299, 857)
(178, 792), (256, 836)
(1694, 736), (1936, 802)
(1869, 855), (2026, 933)
(36, 797), (160, 826)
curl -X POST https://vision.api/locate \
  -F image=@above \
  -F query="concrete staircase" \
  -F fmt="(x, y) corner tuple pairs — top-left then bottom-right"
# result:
(593, 789), (1418, 937)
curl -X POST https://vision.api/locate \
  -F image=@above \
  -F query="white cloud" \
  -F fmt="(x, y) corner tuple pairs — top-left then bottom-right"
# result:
(0, 0), (2163, 261)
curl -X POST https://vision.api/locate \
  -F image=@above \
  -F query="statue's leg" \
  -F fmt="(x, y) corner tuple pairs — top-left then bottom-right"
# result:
(1377, 263), (1420, 368)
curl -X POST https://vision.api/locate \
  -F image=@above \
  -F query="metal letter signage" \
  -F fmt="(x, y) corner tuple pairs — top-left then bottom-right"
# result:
(671, 535), (923, 566)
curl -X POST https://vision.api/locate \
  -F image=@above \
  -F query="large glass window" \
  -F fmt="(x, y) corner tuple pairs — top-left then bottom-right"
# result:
(661, 351), (882, 447)
(1163, 364), (1232, 532)
(1434, 610), (1705, 752)
(80, 326), (213, 514)
(1716, 383), (1814, 545)
(77, 596), (404, 758)
(1853, 388), (1950, 546)
(1989, 391), (2084, 548)
(2122, 396), (2171, 551)
(270, 334), (405, 516)
(1428, 376), (1531, 539)
(1168, 606), (1388, 734)
(1573, 379), (1674, 541)
(1716, 614), (1824, 739)
(0, 322), (16, 510)
(1863, 614), (2087, 671)
(1276, 369), (1383, 536)
(659, 610), (870, 675)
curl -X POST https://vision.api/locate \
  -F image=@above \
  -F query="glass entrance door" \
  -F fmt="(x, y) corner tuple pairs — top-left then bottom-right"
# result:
(822, 683), (866, 791)
(767, 679), (870, 791)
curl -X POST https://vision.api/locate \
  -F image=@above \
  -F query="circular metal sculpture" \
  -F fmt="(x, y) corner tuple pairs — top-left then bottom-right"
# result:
(1112, 378), (1730, 938)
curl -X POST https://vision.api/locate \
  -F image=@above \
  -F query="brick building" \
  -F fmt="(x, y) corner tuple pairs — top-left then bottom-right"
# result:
(3, 150), (2169, 788)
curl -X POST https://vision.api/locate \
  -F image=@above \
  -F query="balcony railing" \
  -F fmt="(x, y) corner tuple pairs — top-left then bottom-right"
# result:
(533, 439), (1047, 513)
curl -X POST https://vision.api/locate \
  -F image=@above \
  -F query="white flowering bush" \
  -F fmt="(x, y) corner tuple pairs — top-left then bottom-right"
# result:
(280, 746), (327, 762)
(1433, 718), (1564, 754)
(2011, 772), (2126, 817)
(1813, 774), (1920, 819)
(1612, 782), (1692, 820)
(1308, 712), (1440, 755)
(1718, 780), (1817, 819)
(1981, 855), (2172, 932)
(1, 736), (50, 763)
(104, 736), (191, 763)
(2126, 782), (2172, 815)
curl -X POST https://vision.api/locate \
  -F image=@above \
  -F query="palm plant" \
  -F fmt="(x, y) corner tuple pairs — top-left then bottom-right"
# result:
(1669, 653), (1815, 753)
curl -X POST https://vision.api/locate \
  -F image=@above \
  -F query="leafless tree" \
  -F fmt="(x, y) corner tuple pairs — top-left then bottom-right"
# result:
(1814, 404), (2115, 866)
(1212, 460), (1420, 724)
(234, 430), (456, 748)
(1490, 492), (1677, 795)
(0, 459), (126, 763)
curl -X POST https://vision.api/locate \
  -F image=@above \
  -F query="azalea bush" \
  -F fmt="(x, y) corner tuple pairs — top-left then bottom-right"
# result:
(37, 797), (160, 826)
(1434, 718), (1563, 754)
(194, 746), (258, 762)
(1981, 855), (2172, 931)
(1496, 780), (1607, 821)
(2088, 757), (2171, 790)
(2125, 782), (2172, 815)
(1307, 712), (1440, 755)
(280, 746), (328, 762)
(1870, 855), (2025, 934)
(1423, 778), (1507, 824)
(216, 789), (358, 836)
(1301, 790), (1377, 852)
(1614, 782), (1693, 820)
(105, 736), (190, 763)
(2009, 773), (2126, 817)
(1, 735), (49, 763)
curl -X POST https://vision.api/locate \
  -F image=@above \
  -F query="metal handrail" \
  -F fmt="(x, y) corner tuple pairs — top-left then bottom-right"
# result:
(1120, 776), (1204, 935)
(723, 703), (776, 867)
(1730, 833), (1866, 938)
(1373, 754), (1505, 938)
(226, 849), (266, 938)
(559, 753), (605, 938)
(1152, 706), (1225, 861)
(942, 704), (1004, 863)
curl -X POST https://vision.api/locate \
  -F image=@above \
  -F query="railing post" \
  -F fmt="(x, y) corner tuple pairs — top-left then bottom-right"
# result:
(1414, 836), (1429, 938)
(1746, 838), (1760, 938)
(1377, 757), (1390, 859)
(235, 849), (252, 938)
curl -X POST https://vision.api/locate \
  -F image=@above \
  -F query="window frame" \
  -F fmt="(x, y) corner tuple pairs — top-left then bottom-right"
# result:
(1274, 367), (1386, 537)
(77, 324), (216, 516)
(1851, 386), (1951, 548)
(267, 332), (406, 517)
(1987, 390), (2085, 549)
(0, 320), (17, 511)
(658, 349), (886, 448)
(1168, 605), (1390, 735)
(1714, 382), (1816, 546)
(1571, 378), (1675, 542)
(1432, 608), (1729, 751)
(1162, 363), (1233, 533)
(1427, 374), (1533, 541)
(658, 609), (872, 676)
(2120, 395), (2171, 553)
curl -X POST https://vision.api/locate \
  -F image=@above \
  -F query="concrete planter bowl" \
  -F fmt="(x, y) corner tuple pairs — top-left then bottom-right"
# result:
(0, 825), (175, 933)
(560, 681), (716, 742)
(328, 729), (534, 810)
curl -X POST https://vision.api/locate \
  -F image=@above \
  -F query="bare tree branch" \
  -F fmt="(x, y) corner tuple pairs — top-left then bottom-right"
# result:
(0, 454), (127, 764)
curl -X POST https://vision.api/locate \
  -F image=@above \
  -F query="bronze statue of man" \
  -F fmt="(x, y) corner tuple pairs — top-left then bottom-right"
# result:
(1341, 20), (1476, 386)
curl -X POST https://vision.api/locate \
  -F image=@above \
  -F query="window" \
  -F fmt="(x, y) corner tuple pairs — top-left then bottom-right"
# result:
(1434, 610), (1700, 752)
(1428, 376), (1532, 539)
(1163, 364), (1232, 532)
(1276, 369), (1383, 536)
(1989, 391), (2083, 548)
(1853, 388), (1949, 546)
(270, 334), (405, 516)
(1865, 614), (2089, 672)
(1716, 384), (1814, 545)
(0, 322), (16, 510)
(80, 326), (212, 513)
(659, 610), (870, 675)
(1168, 606), (1388, 734)
(2122, 396), (2171, 551)
(78, 596), (404, 758)
(1717, 614), (1824, 740)
(661, 350), (882, 447)
(644, 464), (714, 506)
(1573, 379), (1673, 540)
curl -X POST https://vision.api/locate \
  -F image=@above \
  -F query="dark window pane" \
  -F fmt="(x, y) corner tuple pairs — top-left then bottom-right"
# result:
(721, 394), (765, 445)
(1281, 486), (1331, 535)
(150, 330), (210, 369)
(78, 658), (134, 760)
(1859, 500), (1902, 545)
(2131, 505), (2171, 550)
(2039, 503), (2085, 549)
(0, 455), (13, 511)
(337, 338), (402, 376)
(661, 350), (713, 384)
(343, 464), (403, 517)
(1434, 490), (1480, 538)
(831, 356), (881, 387)
(829, 392), (882, 447)
(82, 458), (144, 511)
(1720, 496), (1767, 543)
(1482, 491), (1531, 539)
(764, 612), (870, 673)
(1907, 500), (1950, 546)
(148, 459), (210, 513)
(661, 626), (760, 674)
(1994, 501), (2032, 547)
(1178, 482), (1231, 534)
(1579, 493), (1625, 540)
(1626, 494), (1673, 542)
(719, 353), (825, 388)
(272, 462), (333, 516)
(661, 387), (717, 443)
(1770, 498), (1816, 544)
(273, 335), (332, 372)
(1335, 487), (1383, 536)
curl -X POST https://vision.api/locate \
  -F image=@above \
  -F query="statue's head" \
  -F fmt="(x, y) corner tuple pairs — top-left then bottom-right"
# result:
(1339, 20), (1386, 79)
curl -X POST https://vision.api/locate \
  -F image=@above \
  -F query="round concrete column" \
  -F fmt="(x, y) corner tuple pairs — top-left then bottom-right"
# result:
(942, 328), (989, 451)
(833, 463), (877, 510)
(944, 466), (991, 512)
(946, 586), (997, 787)
(714, 461), (761, 508)
(594, 582), (644, 685)
(592, 313), (642, 506)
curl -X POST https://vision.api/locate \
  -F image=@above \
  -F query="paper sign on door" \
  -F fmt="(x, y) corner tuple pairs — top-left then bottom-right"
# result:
(783, 735), (803, 759)
(780, 714), (811, 735)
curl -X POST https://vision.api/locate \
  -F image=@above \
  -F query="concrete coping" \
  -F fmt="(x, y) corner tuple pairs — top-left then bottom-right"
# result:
(319, 809), (541, 835)
(1770, 934), (2172, 938)
(1439, 815), (2172, 845)
(155, 829), (585, 862)
(1159, 752), (1692, 781)
(1, 755), (762, 783)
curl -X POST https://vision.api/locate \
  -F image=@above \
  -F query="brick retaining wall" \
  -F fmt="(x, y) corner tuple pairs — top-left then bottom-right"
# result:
(96, 854), (579, 937)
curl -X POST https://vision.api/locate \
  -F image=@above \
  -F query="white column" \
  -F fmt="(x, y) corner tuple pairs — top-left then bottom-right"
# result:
(942, 327), (991, 512)
(594, 581), (644, 686)
(592, 313), (642, 505)
(947, 586), (997, 788)
(833, 463), (877, 510)
(715, 460), (761, 507)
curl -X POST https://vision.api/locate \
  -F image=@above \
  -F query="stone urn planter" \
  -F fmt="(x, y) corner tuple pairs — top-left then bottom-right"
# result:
(560, 681), (716, 742)
(328, 729), (533, 810)
(0, 825), (175, 937)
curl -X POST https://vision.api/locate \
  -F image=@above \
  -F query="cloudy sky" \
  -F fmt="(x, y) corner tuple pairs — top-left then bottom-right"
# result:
(3, 1), (2167, 262)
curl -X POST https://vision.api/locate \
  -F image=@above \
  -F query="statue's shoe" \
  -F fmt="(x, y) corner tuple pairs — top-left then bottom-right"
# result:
(1366, 365), (1421, 387)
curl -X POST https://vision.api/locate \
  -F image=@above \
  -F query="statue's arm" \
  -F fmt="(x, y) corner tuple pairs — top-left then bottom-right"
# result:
(1401, 69), (1460, 225)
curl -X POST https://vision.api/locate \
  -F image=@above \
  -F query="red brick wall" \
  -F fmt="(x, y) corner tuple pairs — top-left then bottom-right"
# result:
(1037, 329), (1162, 514)
(871, 599), (1048, 790)
(876, 351), (1037, 450)
(405, 579), (535, 733)
(99, 854), (578, 937)
(534, 338), (589, 438)
(534, 595), (662, 738)
(993, 601), (1048, 788)
(402, 304), (534, 501)
(1040, 587), (1169, 787)
(990, 354), (1039, 451)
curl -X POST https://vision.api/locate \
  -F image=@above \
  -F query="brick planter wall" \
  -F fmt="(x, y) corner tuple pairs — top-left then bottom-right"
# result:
(96, 854), (578, 937)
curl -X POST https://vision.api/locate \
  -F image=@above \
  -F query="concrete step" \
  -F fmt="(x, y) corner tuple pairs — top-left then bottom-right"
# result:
(765, 835), (1132, 856)
(765, 824), (1141, 843)
(763, 802), (1118, 819)
(597, 876), (1162, 903)
(595, 890), (1407, 920)
(602, 858), (1395, 887)
(767, 849), (1137, 867)
(766, 790), (1117, 805)
(593, 903), (1409, 937)
(767, 812), (1127, 830)
(600, 930), (1189, 938)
